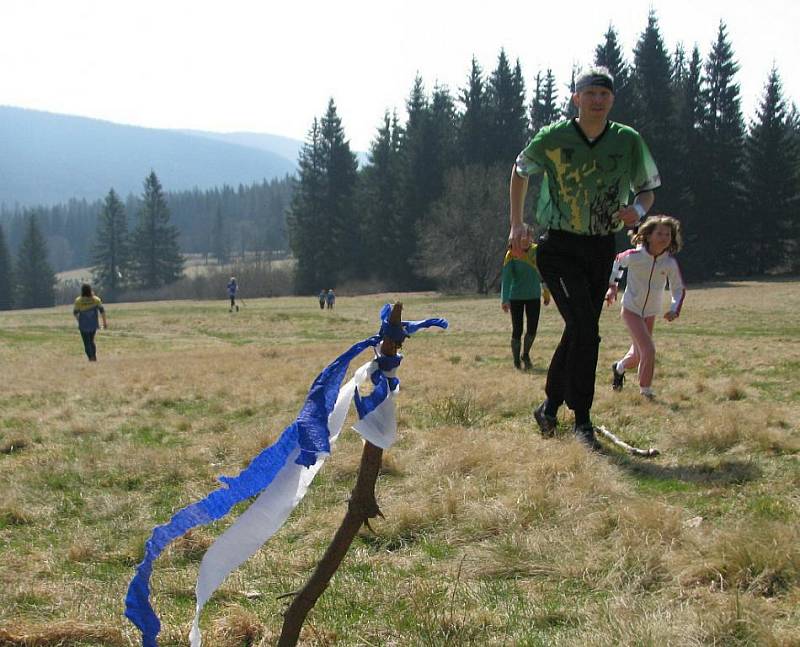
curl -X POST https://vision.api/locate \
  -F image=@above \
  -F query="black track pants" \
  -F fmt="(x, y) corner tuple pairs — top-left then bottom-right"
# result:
(509, 299), (541, 341)
(80, 330), (97, 360)
(535, 229), (615, 418)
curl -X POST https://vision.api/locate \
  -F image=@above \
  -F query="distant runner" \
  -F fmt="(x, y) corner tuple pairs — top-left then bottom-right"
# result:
(73, 283), (107, 362)
(227, 276), (239, 312)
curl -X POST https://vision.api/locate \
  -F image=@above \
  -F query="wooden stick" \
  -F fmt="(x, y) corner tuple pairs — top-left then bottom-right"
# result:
(277, 303), (404, 647)
(595, 426), (660, 458)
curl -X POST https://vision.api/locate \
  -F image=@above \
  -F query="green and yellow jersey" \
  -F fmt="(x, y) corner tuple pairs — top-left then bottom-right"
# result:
(515, 119), (661, 236)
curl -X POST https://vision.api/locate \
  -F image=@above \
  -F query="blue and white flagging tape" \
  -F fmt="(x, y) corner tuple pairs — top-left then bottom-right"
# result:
(125, 304), (447, 646)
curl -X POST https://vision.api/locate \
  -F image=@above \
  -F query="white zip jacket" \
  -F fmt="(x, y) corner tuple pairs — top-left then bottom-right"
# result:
(609, 245), (686, 318)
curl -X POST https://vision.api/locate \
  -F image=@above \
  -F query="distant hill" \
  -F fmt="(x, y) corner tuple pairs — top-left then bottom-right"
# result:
(183, 129), (369, 168)
(180, 129), (304, 164)
(0, 106), (298, 207)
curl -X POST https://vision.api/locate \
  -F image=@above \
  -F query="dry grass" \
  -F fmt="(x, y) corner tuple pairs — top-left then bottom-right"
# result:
(1, 281), (799, 645)
(0, 622), (126, 646)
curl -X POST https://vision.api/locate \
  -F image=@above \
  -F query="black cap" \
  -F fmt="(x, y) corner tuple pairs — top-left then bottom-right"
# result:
(575, 70), (614, 93)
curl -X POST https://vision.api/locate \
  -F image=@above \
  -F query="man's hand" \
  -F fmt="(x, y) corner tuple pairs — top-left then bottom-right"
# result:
(605, 284), (618, 306)
(664, 311), (678, 322)
(508, 222), (528, 256)
(616, 205), (640, 228)
(502, 303), (510, 313)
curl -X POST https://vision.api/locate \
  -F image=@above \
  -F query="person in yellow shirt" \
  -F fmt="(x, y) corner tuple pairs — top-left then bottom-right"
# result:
(73, 283), (107, 361)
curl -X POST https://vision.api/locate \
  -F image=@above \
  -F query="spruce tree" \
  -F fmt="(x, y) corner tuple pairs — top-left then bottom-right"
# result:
(631, 10), (680, 215)
(91, 188), (128, 299)
(459, 57), (490, 166)
(0, 224), (14, 310)
(129, 171), (184, 289)
(789, 107), (800, 270)
(562, 66), (578, 119)
(288, 119), (329, 293)
(319, 98), (359, 278)
(358, 111), (406, 282)
(594, 24), (637, 126)
(699, 22), (747, 276)
(745, 67), (800, 273)
(530, 69), (560, 136)
(288, 101), (358, 291)
(401, 76), (440, 289)
(15, 214), (55, 309)
(428, 85), (459, 197)
(671, 45), (707, 278)
(486, 51), (528, 165)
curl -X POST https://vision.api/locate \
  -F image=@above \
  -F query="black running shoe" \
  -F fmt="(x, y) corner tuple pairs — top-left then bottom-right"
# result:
(533, 402), (557, 438)
(612, 362), (625, 391)
(574, 422), (603, 451)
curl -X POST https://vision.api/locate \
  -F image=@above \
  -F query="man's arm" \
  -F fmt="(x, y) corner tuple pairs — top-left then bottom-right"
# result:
(617, 190), (655, 228)
(509, 166), (529, 255)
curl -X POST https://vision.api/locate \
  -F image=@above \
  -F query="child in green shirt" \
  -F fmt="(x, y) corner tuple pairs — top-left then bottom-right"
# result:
(501, 225), (550, 370)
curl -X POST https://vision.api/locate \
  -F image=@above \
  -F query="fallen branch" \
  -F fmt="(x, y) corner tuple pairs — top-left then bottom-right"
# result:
(596, 425), (660, 458)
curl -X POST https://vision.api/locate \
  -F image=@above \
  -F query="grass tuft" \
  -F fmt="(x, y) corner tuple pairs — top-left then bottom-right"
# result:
(697, 592), (776, 646)
(66, 540), (97, 563)
(429, 391), (484, 427)
(171, 530), (215, 562)
(0, 505), (33, 527)
(210, 606), (265, 647)
(0, 438), (29, 454)
(685, 521), (800, 596)
(725, 381), (748, 401)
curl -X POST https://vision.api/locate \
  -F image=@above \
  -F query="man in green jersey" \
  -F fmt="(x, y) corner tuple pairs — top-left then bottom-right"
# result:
(508, 66), (661, 449)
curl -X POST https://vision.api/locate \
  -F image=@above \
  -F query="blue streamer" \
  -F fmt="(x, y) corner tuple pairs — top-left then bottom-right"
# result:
(354, 370), (391, 419)
(125, 305), (448, 646)
(125, 335), (378, 644)
(378, 303), (449, 342)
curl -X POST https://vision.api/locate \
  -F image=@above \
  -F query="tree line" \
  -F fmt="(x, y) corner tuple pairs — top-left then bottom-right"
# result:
(0, 171), (186, 308)
(0, 176), (294, 274)
(289, 13), (800, 293)
(2, 11), (798, 309)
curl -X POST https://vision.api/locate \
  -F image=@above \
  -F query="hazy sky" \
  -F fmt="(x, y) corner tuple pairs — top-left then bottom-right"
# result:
(2, 0), (797, 152)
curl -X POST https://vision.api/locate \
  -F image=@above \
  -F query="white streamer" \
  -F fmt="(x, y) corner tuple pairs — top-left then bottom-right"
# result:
(189, 359), (394, 645)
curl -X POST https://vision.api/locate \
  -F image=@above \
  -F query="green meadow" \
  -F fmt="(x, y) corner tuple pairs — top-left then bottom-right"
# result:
(1, 281), (798, 646)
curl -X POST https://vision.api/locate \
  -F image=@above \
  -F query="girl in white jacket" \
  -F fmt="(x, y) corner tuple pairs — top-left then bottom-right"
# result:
(605, 216), (685, 399)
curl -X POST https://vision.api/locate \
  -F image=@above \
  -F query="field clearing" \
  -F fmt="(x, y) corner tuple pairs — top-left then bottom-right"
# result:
(55, 254), (295, 284)
(1, 281), (799, 646)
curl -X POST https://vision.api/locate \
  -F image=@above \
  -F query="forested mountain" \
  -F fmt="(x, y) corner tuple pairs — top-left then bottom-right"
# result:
(0, 106), (296, 206)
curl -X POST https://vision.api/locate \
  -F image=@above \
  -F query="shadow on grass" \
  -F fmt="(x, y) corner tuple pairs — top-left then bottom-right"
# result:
(611, 455), (762, 487)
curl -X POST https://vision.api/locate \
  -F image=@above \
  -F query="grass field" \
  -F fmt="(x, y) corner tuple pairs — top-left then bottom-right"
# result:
(1, 282), (799, 646)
